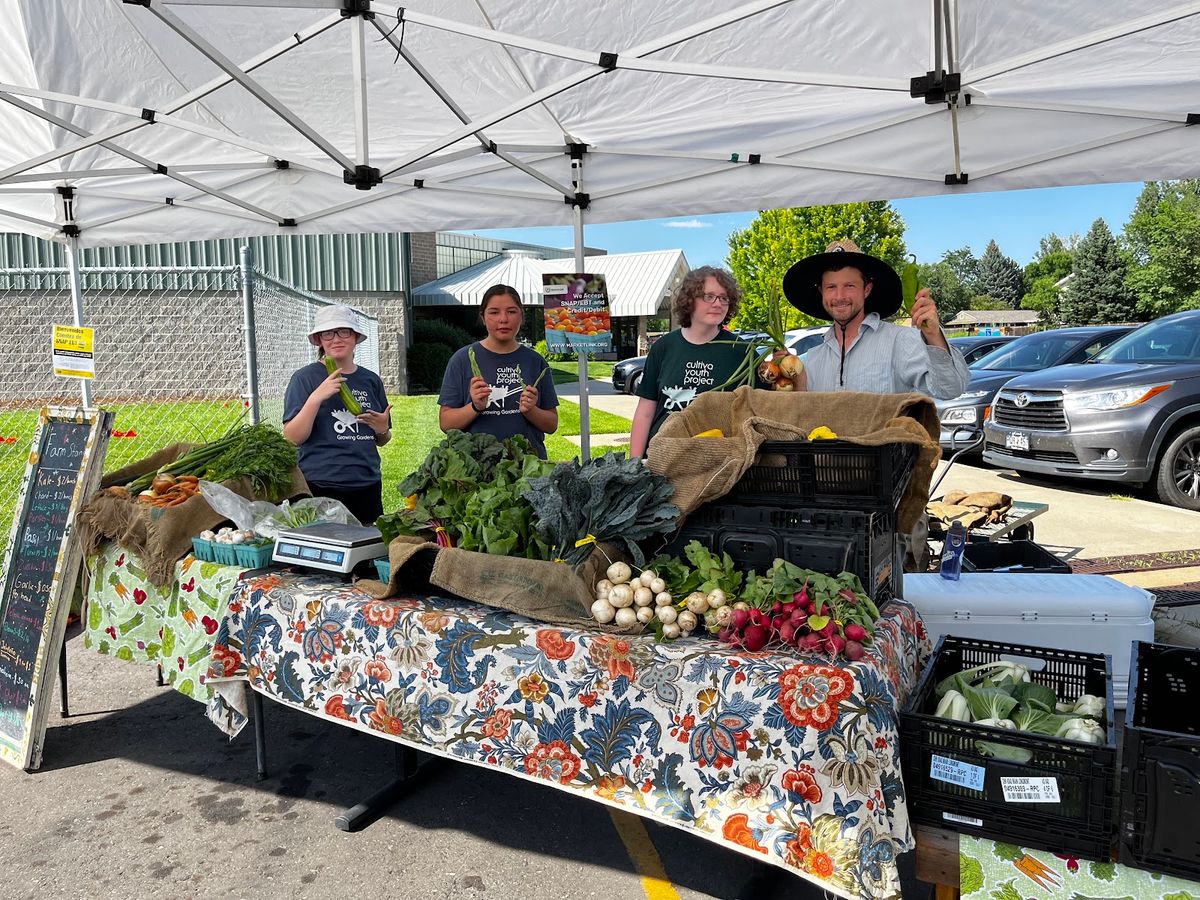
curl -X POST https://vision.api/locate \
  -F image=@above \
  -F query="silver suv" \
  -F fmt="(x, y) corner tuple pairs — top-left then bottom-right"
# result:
(982, 310), (1200, 510)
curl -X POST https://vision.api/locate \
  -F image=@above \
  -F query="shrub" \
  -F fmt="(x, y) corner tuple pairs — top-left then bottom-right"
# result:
(413, 318), (475, 350)
(407, 342), (456, 394)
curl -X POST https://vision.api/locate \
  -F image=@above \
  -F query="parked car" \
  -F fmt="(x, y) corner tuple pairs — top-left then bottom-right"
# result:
(935, 326), (1134, 454)
(950, 334), (1018, 366)
(981, 310), (1200, 510)
(612, 354), (647, 393)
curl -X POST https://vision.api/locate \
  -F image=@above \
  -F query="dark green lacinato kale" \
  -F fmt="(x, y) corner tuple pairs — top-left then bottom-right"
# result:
(523, 451), (679, 567)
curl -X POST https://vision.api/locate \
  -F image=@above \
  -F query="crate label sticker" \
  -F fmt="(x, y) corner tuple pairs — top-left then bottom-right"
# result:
(930, 754), (985, 791)
(1000, 776), (1060, 803)
(942, 811), (984, 828)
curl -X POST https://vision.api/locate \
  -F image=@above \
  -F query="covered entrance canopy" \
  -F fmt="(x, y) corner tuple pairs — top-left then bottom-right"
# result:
(1, 1), (1198, 248)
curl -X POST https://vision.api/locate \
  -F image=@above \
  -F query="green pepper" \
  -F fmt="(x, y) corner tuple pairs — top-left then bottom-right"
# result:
(468, 344), (483, 380)
(900, 255), (930, 328)
(324, 355), (363, 414)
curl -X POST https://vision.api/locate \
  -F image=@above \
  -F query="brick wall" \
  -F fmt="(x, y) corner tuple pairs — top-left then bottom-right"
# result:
(409, 233), (439, 288)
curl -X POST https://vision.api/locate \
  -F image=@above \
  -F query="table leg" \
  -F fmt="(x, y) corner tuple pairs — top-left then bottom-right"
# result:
(58, 642), (69, 718)
(251, 689), (268, 781)
(334, 744), (427, 832)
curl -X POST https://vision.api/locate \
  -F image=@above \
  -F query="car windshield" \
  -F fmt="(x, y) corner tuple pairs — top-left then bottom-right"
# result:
(1091, 317), (1200, 363)
(973, 331), (1089, 372)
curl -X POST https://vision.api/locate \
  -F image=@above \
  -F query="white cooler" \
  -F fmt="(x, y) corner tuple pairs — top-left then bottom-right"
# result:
(904, 572), (1155, 708)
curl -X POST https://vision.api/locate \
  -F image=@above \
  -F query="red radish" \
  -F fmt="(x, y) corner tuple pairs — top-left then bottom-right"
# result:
(844, 623), (869, 643)
(731, 608), (750, 630)
(779, 622), (797, 644)
(790, 610), (808, 626)
(750, 609), (768, 627)
(781, 601), (796, 615)
(797, 633), (822, 653)
(844, 640), (865, 661)
(827, 635), (846, 655)
(771, 601), (783, 614)
(743, 625), (770, 652)
(820, 620), (837, 638)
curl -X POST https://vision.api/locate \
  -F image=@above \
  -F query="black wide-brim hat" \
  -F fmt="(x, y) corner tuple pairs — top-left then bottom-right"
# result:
(782, 238), (903, 321)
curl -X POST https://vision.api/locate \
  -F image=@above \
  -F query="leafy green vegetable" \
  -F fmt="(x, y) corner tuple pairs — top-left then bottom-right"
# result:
(1011, 681), (1058, 713)
(963, 685), (1018, 722)
(1088, 861), (1117, 882)
(523, 451), (679, 566)
(376, 430), (553, 558)
(989, 878), (1023, 900)
(959, 854), (984, 895)
(992, 843), (1024, 863)
(202, 423), (298, 500)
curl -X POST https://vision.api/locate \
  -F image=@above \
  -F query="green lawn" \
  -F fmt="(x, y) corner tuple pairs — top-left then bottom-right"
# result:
(548, 360), (616, 384)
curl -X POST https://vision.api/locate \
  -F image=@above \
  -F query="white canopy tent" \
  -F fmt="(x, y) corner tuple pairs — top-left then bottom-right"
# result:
(2, 0), (1198, 441)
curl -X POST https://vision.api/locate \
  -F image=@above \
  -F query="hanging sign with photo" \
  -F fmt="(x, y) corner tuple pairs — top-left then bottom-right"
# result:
(542, 273), (612, 355)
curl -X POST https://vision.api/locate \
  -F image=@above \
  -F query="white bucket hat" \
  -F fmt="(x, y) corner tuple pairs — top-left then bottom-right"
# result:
(308, 304), (367, 345)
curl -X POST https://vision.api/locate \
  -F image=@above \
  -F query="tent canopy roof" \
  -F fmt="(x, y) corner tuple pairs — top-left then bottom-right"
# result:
(412, 248), (687, 317)
(2, 2), (1198, 248)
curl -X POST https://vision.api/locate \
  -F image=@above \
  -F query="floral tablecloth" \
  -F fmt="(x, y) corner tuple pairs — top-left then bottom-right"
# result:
(206, 570), (930, 900)
(83, 541), (248, 702)
(961, 836), (1200, 898)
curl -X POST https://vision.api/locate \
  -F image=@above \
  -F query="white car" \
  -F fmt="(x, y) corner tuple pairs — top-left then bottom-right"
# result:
(783, 327), (827, 357)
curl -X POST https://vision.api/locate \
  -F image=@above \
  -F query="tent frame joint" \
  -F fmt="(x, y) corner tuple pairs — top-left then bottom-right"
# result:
(121, 0), (151, 6)
(61, 224), (80, 238)
(1187, 114), (1199, 126)
(910, 69), (961, 105)
(274, 159), (290, 169)
(566, 192), (590, 209)
(141, 108), (156, 123)
(598, 52), (618, 70)
(944, 172), (969, 185)
(343, 164), (383, 190)
(279, 218), (297, 228)
(566, 142), (588, 160)
(340, 1), (374, 20)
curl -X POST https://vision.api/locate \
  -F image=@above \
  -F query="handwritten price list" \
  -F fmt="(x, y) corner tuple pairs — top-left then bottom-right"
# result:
(0, 421), (87, 742)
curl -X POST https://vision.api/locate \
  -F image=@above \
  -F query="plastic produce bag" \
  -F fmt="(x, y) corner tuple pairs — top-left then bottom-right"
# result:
(199, 481), (359, 536)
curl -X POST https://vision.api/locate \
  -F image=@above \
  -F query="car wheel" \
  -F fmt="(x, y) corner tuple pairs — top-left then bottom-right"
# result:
(629, 372), (642, 394)
(1154, 424), (1200, 511)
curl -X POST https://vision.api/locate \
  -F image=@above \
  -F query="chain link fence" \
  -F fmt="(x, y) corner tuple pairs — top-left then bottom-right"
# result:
(0, 258), (378, 554)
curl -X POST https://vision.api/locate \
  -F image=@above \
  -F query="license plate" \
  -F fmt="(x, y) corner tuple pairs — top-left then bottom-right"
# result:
(1006, 432), (1030, 451)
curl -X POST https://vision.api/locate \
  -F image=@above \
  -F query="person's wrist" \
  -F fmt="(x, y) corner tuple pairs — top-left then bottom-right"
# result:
(471, 401), (485, 412)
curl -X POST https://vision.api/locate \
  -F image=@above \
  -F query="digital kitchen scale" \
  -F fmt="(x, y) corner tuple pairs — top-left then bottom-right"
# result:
(272, 522), (387, 574)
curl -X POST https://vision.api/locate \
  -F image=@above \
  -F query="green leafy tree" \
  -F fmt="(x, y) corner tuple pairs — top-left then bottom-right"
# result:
(976, 240), (1026, 308)
(727, 202), (907, 330)
(1020, 234), (1076, 325)
(941, 246), (981, 295)
(970, 294), (1011, 311)
(1063, 218), (1137, 325)
(1124, 179), (1200, 317)
(918, 261), (972, 324)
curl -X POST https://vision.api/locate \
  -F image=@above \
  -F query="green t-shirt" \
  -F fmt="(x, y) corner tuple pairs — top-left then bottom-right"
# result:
(636, 328), (751, 441)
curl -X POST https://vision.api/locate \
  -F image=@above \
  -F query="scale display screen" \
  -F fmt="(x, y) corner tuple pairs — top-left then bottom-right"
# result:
(276, 542), (344, 566)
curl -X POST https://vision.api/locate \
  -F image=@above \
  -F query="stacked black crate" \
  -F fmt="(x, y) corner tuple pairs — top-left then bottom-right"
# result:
(661, 440), (918, 606)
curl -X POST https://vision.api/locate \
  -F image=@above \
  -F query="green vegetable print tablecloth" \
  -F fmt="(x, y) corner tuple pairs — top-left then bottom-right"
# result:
(83, 541), (246, 702)
(961, 835), (1200, 899)
(206, 570), (931, 900)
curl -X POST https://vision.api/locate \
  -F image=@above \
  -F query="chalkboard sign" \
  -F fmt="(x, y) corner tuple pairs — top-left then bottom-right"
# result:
(0, 407), (112, 770)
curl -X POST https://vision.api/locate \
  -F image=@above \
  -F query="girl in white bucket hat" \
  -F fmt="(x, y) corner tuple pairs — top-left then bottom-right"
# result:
(282, 305), (392, 523)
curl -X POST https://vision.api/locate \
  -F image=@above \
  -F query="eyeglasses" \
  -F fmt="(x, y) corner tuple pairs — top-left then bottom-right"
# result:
(317, 328), (356, 340)
(699, 292), (730, 307)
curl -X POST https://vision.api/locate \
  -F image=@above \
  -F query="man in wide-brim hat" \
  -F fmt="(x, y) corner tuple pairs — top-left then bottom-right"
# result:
(782, 239), (969, 399)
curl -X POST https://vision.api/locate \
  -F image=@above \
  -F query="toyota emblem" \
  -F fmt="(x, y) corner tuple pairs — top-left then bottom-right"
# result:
(1014, 393), (1031, 408)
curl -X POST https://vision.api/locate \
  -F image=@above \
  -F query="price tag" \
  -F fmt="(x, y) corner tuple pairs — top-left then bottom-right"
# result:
(1000, 776), (1060, 803)
(943, 811), (984, 828)
(930, 754), (986, 791)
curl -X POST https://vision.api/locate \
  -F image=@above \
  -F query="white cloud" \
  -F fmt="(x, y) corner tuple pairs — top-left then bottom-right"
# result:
(661, 219), (712, 229)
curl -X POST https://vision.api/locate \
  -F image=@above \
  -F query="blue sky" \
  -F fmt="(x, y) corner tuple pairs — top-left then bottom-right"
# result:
(466, 181), (1145, 270)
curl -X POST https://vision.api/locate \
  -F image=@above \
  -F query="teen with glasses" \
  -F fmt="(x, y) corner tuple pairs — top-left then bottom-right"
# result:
(283, 305), (392, 523)
(630, 266), (754, 458)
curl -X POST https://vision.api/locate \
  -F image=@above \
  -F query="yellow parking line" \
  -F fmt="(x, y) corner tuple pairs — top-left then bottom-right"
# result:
(609, 808), (682, 900)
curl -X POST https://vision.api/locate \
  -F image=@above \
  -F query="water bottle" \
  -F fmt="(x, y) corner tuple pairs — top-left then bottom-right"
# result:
(940, 521), (967, 581)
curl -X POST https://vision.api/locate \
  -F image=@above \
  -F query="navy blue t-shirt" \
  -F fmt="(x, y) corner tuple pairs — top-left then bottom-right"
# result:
(283, 361), (390, 488)
(439, 342), (558, 458)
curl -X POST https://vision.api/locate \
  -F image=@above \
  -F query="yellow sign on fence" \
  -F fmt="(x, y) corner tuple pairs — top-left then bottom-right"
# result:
(51, 324), (95, 378)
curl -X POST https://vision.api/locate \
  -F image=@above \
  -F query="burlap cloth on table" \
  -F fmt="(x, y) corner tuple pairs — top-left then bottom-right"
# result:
(78, 442), (310, 587)
(357, 535), (636, 630)
(646, 387), (940, 535)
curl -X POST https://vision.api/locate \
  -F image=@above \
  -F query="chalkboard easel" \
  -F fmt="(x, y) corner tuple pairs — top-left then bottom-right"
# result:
(0, 406), (113, 771)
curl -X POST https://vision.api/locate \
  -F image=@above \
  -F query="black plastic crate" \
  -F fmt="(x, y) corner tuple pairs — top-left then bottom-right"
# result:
(660, 502), (901, 604)
(1118, 641), (1200, 880)
(961, 540), (1071, 574)
(900, 635), (1117, 861)
(725, 439), (918, 517)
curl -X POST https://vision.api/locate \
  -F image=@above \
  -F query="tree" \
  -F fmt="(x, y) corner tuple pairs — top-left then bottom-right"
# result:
(1123, 179), (1200, 317)
(969, 295), (1011, 311)
(1020, 233), (1076, 325)
(918, 261), (972, 325)
(975, 240), (1026, 308)
(941, 246), (981, 295)
(1062, 218), (1137, 325)
(727, 202), (907, 330)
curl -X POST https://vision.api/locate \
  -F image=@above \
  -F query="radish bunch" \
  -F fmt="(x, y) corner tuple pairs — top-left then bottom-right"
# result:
(718, 582), (876, 660)
(590, 562), (730, 641)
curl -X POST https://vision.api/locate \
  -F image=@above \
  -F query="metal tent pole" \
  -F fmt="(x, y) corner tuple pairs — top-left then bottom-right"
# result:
(65, 239), (92, 408)
(571, 151), (590, 459)
(240, 244), (261, 424)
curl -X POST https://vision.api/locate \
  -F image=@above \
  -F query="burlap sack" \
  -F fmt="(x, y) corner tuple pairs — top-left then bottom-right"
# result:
(357, 535), (626, 629)
(647, 387), (940, 534)
(80, 444), (309, 586)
